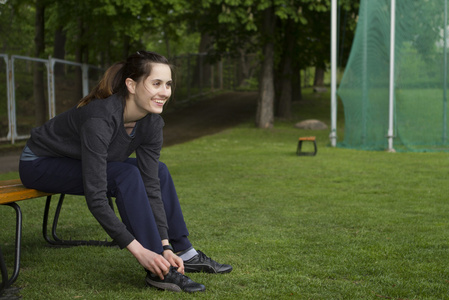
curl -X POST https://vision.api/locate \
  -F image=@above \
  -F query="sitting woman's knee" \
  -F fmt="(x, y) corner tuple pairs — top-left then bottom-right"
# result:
(118, 163), (142, 180)
(158, 161), (168, 177)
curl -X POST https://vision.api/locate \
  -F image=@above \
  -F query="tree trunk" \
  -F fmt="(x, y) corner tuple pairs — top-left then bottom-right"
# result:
(122, 34), (130, 60)
(277, 58), (292, 119)
(33, 0), (46, 126)
(277, 19), (295, 119)
(53, 26), (66, 76)
(164, 32), (171, 58)
(238, 49), (252, 87)
(292, 70), (302, 101)
(256, 6), (275, 129)
(314, 66), (325, 87)
(83, 41), (89, 64)
(191, 33), (213, 89)
(198, 32), (213, 53)
(75, 18), (84, 100)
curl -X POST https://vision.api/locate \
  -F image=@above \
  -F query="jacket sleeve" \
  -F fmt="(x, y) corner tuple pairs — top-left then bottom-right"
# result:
(135, 120), (169, 241)
(79, 117), (135, 249)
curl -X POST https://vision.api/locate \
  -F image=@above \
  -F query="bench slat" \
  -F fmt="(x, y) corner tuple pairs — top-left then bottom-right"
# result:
(0, 179), (54, 204)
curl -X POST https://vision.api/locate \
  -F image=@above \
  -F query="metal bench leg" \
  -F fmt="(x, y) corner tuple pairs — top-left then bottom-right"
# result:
(9, 203), (21, 287)
(0, 245), (7, 295)
(297, 140), (318, 156)
(43, 194), (116, 247)
(0, 203), (22, 294)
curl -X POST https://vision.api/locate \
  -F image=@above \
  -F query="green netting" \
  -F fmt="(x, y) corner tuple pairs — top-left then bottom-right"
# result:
(337, 0), (449, 152)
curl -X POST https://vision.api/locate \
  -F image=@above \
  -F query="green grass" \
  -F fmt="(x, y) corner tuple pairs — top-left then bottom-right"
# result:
(1, 89), (449, 299)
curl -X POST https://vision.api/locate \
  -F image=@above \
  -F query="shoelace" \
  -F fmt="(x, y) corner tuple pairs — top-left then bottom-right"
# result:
(167, 267), (191, 285)
(196, 251), (209, 263)
(195, 251), (229, 272)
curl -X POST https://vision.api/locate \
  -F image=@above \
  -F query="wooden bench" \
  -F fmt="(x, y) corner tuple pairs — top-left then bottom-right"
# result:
(0, 179), (54, 294)
(0, 179), (114, 294)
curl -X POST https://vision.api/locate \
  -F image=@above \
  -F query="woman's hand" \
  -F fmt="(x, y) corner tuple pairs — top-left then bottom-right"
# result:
(163, 250), (185, 274)
(127, 239), (170, 280)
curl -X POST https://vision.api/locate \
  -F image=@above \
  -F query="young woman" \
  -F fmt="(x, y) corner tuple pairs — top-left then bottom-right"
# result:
(19, 51), (231, 293)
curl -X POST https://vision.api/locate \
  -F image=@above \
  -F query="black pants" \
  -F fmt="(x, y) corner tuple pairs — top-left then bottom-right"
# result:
(19, 157), (192, 254)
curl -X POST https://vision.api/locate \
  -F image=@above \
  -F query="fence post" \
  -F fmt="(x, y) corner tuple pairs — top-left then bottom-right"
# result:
(9, 56), (17, 144)
(47, 56), (56, 119)
(82, 64), (89, 97)
(6, 56), (15, 143)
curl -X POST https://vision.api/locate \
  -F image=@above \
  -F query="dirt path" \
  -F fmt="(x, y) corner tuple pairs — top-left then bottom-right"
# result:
(162, 91), (257, 146)
(0, 91), (258, 173)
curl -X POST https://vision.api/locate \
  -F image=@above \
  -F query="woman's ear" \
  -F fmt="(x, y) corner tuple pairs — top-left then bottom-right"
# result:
(125, 78), (136, 94)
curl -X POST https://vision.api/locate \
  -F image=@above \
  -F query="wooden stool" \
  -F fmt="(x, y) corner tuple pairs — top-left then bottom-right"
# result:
(296, 136), (317, 156)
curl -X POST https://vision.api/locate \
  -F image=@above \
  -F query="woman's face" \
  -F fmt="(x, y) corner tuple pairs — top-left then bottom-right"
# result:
(127, 63), (172, 116)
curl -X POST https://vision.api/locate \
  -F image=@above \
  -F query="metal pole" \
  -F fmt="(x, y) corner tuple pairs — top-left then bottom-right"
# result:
(330, 0), (338, 147)
(362, 0), (368, 145)
(387, 0), (396, 152)
(443, 0), (448, 144)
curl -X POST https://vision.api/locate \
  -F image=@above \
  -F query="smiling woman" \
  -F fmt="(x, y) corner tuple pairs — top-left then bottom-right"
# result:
(17, 51), (231, 293)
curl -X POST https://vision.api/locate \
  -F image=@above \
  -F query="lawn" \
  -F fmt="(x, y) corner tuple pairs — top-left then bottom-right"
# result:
(1, 89), (449, 299)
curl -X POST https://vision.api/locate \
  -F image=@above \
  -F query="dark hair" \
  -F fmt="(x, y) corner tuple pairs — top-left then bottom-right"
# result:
(78, 51), (174, 108)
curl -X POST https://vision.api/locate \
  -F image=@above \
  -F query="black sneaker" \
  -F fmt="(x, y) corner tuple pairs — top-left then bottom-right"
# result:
(184, 250), (233, 274)
(145, 266), (206, 292)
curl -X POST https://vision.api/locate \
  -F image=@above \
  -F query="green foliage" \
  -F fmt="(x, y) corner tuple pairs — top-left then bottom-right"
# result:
(0, 0), (208, 64)
(0, 0), (358, 73)
(0, 1), (35, 55)
(240, 76), (259, 90)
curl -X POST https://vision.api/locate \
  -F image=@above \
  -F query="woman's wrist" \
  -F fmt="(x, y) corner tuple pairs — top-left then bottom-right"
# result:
(127, 239), (147, 260)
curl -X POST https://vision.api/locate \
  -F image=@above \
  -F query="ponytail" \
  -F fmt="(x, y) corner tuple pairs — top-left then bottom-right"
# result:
(77, 62), (125, 108)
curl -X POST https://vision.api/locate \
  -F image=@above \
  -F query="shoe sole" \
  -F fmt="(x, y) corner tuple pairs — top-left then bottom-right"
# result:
(145, 276), (182, 292)
(184, 264), (233, 274)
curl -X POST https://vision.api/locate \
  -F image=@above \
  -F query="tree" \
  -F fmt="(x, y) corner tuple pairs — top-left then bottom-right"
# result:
(256, 5), (276, 128)
(47, 2), (67, 75)
(194, 0), (285, 128)
(0, 1), (34, 54)
(276, 18), (296, 119)
(33, 0), (46, 126)
(190, 0), (358, 127)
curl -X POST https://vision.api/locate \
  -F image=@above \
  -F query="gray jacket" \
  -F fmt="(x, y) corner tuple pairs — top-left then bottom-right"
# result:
(27, 94), (167, 248)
